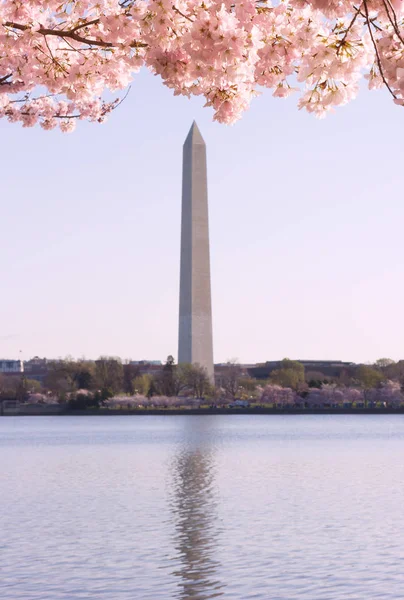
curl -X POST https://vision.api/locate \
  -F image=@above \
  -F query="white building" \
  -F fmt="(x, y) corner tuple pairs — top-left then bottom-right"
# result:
(0, 359), (24, 373)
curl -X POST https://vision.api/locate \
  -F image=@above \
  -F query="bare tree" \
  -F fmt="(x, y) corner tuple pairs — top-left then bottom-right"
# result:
(180, 363), (211, 398)
(95, 357), (124, 396)
(221, 361), (242, 399)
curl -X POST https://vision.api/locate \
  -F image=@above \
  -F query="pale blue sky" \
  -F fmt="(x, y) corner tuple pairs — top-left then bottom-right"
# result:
(1, 69), (403, 364)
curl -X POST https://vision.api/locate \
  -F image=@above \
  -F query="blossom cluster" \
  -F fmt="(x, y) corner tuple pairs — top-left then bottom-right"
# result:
(105, 394), (224, 407)
(260, 381), (404, 408)
(1, 0), (404, 131)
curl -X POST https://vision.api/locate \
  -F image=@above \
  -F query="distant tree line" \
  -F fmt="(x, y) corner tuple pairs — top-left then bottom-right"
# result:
(2, 356), (404, 410)
(0, 356), (213, 409)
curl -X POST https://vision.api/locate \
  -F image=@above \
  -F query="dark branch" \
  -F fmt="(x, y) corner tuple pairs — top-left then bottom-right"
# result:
(336, 5), (362, 56)
(0, 73), (12, 84)
(382, 0), (404, 46)
(172, 6), (194, 22)
(363, 0), (396, 98)
(68, 18), (101, 34)
(5, 21), (115, 47)
(4, 20), (148, 49)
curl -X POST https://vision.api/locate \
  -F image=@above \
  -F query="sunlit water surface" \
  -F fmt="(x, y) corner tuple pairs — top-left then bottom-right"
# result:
(1, 415), (404, 599)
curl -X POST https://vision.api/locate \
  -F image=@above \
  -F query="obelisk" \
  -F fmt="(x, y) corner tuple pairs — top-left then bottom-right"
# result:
(178, 122), (214, 382)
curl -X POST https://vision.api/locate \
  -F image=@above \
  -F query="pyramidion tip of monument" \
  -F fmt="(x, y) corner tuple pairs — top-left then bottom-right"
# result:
(184, 120), (205, 146)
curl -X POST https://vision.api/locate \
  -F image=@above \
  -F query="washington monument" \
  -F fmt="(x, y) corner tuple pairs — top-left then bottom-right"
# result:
(178, 122), (214, 382)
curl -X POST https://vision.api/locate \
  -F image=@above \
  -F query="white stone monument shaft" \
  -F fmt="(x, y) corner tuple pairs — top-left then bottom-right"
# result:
(178, 122), (214, 381)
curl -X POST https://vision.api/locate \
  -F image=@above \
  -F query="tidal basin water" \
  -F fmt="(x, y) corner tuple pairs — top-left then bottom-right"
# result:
(2, 416), (404, 600)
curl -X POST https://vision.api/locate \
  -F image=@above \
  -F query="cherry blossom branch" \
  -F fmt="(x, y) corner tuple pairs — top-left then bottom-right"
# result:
(4, 21), (147, 49)
(9, 94), (55, 104)
(336, 5), (362, 56)
(382, 0), (404, 45)
(4, 21), (114, 47)
(358, 11), (383, 30)
(363, 0), (396, 98)
(2, 0), (404, 131)
(42, 36), (69, 75)
(68, 19), (101, 34)
(9, 85), (130, 116)
(172, 6), (195, 22)
(385, 0), (403, 30)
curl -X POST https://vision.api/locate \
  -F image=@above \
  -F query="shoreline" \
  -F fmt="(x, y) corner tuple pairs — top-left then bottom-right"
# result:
(4, 407), (404, 416)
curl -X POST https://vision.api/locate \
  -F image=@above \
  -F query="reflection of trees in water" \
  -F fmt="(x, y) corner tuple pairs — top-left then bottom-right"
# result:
(170, 446), (224, 599)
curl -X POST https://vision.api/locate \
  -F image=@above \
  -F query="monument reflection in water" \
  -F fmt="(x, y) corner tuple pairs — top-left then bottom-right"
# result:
(168, 427), (224, 599)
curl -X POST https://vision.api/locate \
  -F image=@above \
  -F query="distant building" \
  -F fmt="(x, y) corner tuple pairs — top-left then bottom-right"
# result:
(129, 361), (163, 376)
(130, 360), (162, 366)
(23, 356), (49, 383)
(248, 360), (354, 380)
(298, 360), (354, 379)
(0, 359), (24, 374)
(298, 360), (353, 372)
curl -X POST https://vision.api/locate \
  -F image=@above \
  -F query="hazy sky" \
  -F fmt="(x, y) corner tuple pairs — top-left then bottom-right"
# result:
(1, 70), (403, 365)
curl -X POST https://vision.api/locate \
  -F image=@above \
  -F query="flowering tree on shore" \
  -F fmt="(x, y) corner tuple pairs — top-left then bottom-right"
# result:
(18, 379), (404, 409)
(27, 392), (58, 404)
(260, 383), (298, 406)
(377, 379), (403, 406)
(104, 393), (206, 408)
(306, 384), (364, 407)
(1, 0), (404, 131)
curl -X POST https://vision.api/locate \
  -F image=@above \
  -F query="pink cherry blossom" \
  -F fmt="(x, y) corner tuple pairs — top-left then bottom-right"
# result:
(1, 0), (404, 131)
(260, 383), (298, 406)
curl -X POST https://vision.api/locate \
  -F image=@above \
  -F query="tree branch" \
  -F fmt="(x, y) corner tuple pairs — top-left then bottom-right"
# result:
(4, 21), (115, 47)
(336, 5), (362, 56)
(382, 0), (404, 46)
(0, 73), (12, 84)
(68, 18), (101, 34)
(4, 20), (149, 49)
(363, 0), (396, 98)
(172, 6), (194, 22)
